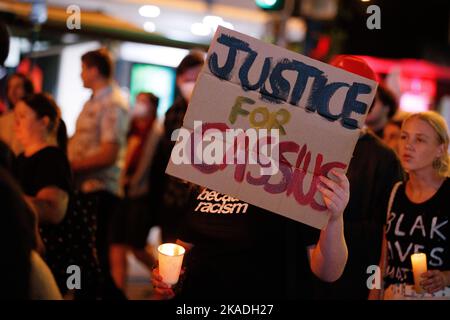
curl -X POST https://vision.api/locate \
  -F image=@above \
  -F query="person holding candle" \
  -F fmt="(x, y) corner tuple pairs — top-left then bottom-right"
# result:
(370, 111), (450, 300)
(151, 169), (350, 300)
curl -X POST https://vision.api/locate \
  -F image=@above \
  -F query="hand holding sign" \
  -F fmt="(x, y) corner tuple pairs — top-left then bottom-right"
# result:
(317, 170), (350, 222)
(166, 26), (378, 229)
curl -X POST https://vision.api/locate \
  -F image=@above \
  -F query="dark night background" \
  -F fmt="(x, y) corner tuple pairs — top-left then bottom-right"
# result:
(336, 0), (450, 64)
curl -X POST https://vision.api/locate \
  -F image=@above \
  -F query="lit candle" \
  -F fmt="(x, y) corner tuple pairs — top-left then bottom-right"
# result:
(411, 253), (427, 294)
(158, 243), (186, 286)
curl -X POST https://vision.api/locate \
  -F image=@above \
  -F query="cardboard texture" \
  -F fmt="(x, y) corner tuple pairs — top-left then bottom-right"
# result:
(166, 26), (378, 229)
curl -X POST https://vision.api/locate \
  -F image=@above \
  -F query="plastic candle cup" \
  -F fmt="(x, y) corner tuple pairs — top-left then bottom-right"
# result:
(158, 243), (186, 286)
(411, 253), (427, 294)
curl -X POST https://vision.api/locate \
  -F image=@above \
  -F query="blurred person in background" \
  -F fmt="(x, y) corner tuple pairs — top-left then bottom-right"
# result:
(123, 92), (160, 193)
(0, 20), (61, 301)
(13, 93), (71, 295)
(1, 167), (62, 300)
(0, 73), (35, 155)
(148, 50), (205, 244)
(366, 83), (399, 139)
(383, 117), (406, 154)
(13, 93), (101, 300)
(68, 48), (129, 299)
(110, 91), (162, 290)
(370, 111), (450, 300)
(14, 93), (71, 226)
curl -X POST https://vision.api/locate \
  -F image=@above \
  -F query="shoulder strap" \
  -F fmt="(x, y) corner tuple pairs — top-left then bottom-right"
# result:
(386, 181), (403, 222)
(380, 181), (403, 298)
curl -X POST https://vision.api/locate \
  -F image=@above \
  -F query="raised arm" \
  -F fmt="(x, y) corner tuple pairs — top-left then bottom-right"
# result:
(308, 169), (349, 282)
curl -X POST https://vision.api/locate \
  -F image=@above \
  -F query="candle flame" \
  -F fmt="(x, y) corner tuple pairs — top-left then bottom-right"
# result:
(158, 243), (185, 257)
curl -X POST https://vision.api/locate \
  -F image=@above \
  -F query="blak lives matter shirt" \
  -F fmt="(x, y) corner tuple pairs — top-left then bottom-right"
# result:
(178, 187), (320, 300)
(384, 178), (450, 288)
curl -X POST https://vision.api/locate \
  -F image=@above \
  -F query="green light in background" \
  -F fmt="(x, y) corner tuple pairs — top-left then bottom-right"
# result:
(255, 0), (284, 10)
(130, 63), (176, 118)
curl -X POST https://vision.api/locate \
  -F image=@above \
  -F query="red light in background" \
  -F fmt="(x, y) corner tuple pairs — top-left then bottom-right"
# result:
(355, 56), (450, 113)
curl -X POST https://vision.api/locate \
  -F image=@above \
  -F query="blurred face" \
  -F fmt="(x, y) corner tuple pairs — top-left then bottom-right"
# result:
(80, 62), (97, 89)
(14, 101), (47, 147)
(133, 94), (151, 117)
(383, 123), (401, 153)
(7, 76), (26, 107)
(398, 118), (444, 174)
(177, 65), (202, 102)
(365, 97), (389, 128)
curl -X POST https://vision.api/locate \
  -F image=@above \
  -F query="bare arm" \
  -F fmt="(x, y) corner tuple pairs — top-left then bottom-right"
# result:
(308, 170), (349, 282)
(29, 250), (63, 300)
(25, 187), (69, 224)
(71, 142), (119, 173)
(309, 217), (348, 282)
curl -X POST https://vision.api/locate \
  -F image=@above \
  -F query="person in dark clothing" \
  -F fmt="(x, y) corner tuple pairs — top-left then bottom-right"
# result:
(371, 111), (450, 299)
(310, 129), (404, 299)
(149, 50), (205, 243)
(309, 56), (404, 300)
(13, 93), (100, 299)
(0, 139), (14, 170)
(0, 167), (61, 299)
(152, 170), (351, 300)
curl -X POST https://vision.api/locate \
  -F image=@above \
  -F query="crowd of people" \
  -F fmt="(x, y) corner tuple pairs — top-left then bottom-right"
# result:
(0, 21), (449, 300)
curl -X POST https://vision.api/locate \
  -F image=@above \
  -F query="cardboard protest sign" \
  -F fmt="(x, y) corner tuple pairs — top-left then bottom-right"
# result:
(166, 26), (378, 229)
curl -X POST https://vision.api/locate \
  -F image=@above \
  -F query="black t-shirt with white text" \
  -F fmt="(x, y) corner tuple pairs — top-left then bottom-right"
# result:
(384, 178), (450, 287)
(178, 187), (320, 300)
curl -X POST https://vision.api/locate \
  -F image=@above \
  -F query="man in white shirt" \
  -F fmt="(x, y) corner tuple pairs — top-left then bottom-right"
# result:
(68, 48), (128, 299)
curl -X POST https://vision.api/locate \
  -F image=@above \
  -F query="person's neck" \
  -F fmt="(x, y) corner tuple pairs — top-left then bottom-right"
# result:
(24, 138), (51, 157)
(407, 168), (445, 195)
(91, 78), (110, 96)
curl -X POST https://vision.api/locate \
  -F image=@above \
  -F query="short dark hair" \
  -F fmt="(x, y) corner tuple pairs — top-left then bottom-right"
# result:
(22, 93), (61, 135)
(176, 50), (204, 77)
(376, 84), (398, 119)
(81, 48), (113, 79)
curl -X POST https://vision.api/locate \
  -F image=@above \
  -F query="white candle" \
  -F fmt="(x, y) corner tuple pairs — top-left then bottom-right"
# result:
(411, 253), (427, 294)
(158, 243), (186, 286)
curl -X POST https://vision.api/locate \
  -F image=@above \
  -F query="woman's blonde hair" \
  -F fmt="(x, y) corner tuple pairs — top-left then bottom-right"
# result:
(403, 111), (450, 177)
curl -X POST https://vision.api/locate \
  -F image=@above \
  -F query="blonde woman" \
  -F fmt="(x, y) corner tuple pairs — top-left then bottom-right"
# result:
(370, 111), (450, 299)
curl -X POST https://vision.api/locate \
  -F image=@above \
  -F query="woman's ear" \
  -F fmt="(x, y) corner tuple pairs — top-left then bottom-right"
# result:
(41, 115), (51, 131)
(436, 143), (445, 159)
